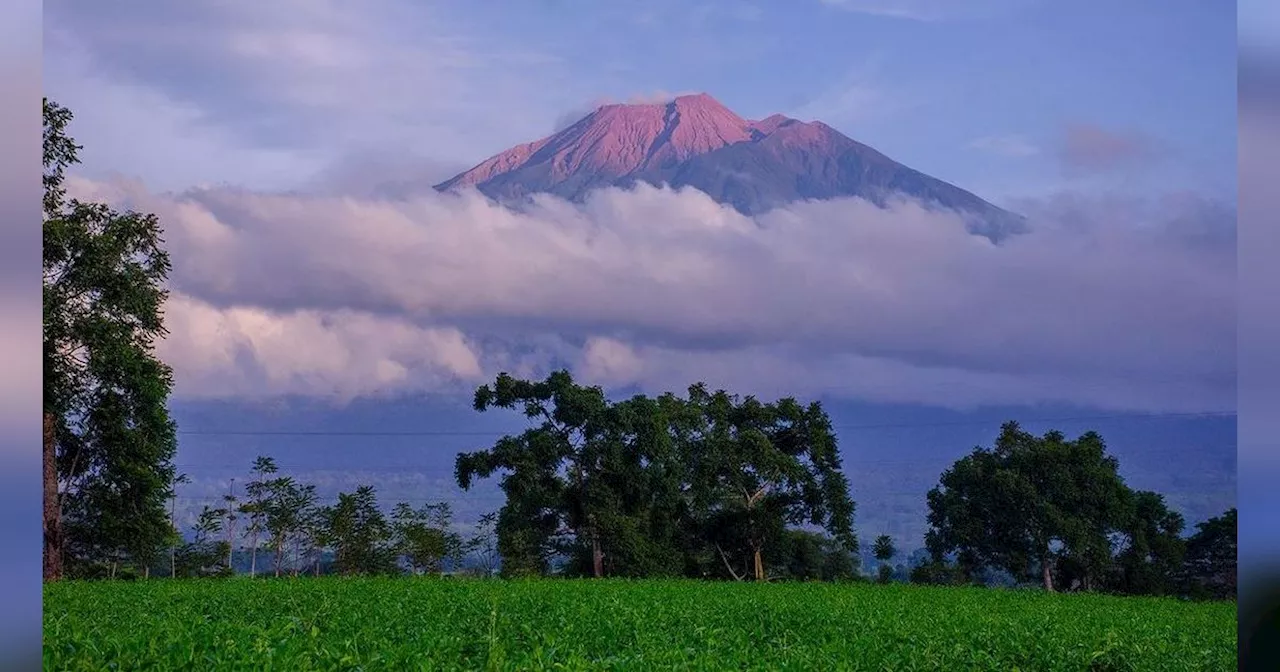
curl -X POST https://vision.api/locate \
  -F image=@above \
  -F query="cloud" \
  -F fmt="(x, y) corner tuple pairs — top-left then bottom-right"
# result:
(69, 176), (1235, 412)
(1059, 122), (1163, 175)
(42, 0), (586, 180)
(967, 134), (1040, 158)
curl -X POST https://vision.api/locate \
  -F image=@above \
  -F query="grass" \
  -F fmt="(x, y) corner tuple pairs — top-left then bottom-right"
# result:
(44, 577), (1235, 671)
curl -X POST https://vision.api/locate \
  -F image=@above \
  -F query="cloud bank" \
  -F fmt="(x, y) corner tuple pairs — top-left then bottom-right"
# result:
(68, 176), (1235, 412)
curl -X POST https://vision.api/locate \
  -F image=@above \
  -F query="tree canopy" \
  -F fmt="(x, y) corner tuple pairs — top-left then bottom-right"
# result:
(43, 99), (178, 579)
(455, 371), (858, 580)
(924, 422), (1131, 591)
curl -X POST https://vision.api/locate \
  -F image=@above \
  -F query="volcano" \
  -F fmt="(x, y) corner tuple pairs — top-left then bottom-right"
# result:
(435, 93), (1022, 235)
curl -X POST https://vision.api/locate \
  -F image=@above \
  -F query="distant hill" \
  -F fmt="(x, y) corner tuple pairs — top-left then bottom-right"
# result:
(436, 93), (1024, 237)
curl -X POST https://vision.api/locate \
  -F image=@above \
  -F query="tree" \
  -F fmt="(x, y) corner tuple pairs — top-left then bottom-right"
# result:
(1182, 508), (1236, 599)
(924, 422), (1131, 592)
(873, 535), (897, 584)
(456, 371), (622, 577)
(239, 456), (278, 577)
(174, 506), (232, 578)
(467, 512), (501, 577)
(263, 476), (317, 577)
(43, 98), (178, 580)
(682, 385), (857, 581)
(1107, 490), (1185, 596)
(222, 480), (238, 570)
(768, 530), (857, 581)
(392, 501), (463, 575)
(318, 485), (395, 576)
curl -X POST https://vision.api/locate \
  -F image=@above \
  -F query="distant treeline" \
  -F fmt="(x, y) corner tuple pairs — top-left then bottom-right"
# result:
(91, 372), (1235, 602)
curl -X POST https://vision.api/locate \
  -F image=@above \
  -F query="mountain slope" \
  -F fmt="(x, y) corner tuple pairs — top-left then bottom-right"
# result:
(436, 93), (1022, 234)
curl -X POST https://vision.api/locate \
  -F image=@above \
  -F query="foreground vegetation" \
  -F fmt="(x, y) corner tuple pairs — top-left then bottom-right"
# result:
(44, 578), (1235, 671)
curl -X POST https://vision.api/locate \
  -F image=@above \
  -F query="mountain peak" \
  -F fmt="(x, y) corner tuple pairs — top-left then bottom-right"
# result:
(435, 92), (1023, 237)
(438, 92), (753, 191)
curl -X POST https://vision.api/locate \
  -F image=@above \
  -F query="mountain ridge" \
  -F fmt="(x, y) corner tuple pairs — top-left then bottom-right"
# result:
(436, 93), (1023, 236)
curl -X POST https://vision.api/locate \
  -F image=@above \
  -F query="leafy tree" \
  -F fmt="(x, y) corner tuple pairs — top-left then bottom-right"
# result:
(925, 422), (1131, 592)
(1182, 508), (1236, 599)
(318, 486), (396, 575)
(174, 506), (232, 578)
(768, 530), (857, 581)
(682, 384), (857, 581)
(457, 372), (858, 582)
(263, 476), (317, 577)
(873, 535), (897, 584)
(166, 473), (189, 578)
(239, 456), (278, 577)
(456, 371), (627, 577)
(1106, 490), (1185, 596)
(466, 512), (501, 577)
(43, 98), (177, 580)
(392, 501), (463, 575)
(221, 481), (239, 570)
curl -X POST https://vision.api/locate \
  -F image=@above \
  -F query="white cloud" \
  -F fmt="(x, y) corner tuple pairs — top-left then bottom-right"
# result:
(69, 176), (1235, 412)
(159, 292), (483, 401)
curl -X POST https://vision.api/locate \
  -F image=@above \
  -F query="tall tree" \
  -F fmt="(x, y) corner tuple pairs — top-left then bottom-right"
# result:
(43, 99), (178, 579)
(467, 512), (501, 577)
(263, 475), (317, 577)
(1182, 507), (1236, 599)
(925, 422), (1131, 592)
(1107, 490), (1185, 596)
(239, 456), (278, 577)
(318, 485), (395, 576)
(873, 535), (896, 584)
(682, 385), (857, 581)
(456, 371), (617, 577)
(222, 479), (238, 570)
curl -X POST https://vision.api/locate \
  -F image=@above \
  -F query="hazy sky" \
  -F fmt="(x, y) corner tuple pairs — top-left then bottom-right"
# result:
(40, 0), (1238, 541)
(44, 0), (1235, 200)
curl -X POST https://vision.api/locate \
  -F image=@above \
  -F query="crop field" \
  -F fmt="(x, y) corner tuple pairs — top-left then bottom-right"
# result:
(44, 578), (1235, 671)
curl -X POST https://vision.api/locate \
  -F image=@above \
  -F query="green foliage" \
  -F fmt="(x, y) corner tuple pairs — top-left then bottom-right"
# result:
(260, 475), (319, 577)
(392, 501), (464, 575)
(766, 530), (857, 581)
(1106, 490), (1186, 596)
(171, 506), (233, 578)
(317, 486), (396, 576)
(872, 534), (896, 562)
(1181, 508), (1236, 600)
(925, 422), (1132, 592)
(44, 578), (1237, 670)
(43, 99), (178, 576)
(456, 371), (858, 581)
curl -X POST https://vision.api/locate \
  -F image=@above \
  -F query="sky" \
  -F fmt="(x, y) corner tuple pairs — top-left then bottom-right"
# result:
(40, 0), (1238, 550)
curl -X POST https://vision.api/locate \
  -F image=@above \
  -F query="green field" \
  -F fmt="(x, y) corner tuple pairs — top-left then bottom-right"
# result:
(43, 578), (1235, 671)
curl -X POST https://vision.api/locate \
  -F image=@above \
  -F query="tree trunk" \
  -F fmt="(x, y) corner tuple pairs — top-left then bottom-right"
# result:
(1041, 555), (1054, 592)
(249, 532), (258, 577)
(170, 494), (178, 578)
(43, 411), (63, 581)
(275, 538), (284, 577)
(753, 546), (765, 581)
(591, 533), (604, 579)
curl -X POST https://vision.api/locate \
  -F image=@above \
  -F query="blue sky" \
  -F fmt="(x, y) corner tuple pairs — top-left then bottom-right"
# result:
(41, 0), (1238, 549)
